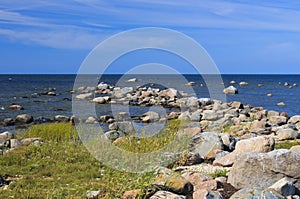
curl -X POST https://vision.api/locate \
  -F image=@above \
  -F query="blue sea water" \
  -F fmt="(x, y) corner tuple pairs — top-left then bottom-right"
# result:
(0, 74), (300, 125)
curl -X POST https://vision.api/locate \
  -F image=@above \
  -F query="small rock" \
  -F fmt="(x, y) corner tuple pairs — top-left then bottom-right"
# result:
(141, 111), (160, 123)
(185, 81), (196, 86)
(15, 114), (33, 124)
(122, 189), (141, 199)
(21, 138), (43, 146)
(85, 116), (98, 124)
(288, 115), (300, 124)
(269, 177), (296, 197)
(152, 168), (193, 195)
(54, 115), (69, 122)
(8, 104), (24, 110)
(0, 131), (13, 141)
(223, 86), (238, 94)
(267, 93), (273, 97)
(230, 81), (236, 84)
(10, 139), (22, 148)
(239, 81), (249, 86)
(92, 97), (106, 104)
(86, 190), (100, 199)
(47, 91), (56, 96)
(277, 102), (286, 106)
(193, 189), (223, 199)
(127, 78), (137, 82)
(75, 93), (93, 100)
(3, 118), (15, 126)
(149, 191), (186, 199)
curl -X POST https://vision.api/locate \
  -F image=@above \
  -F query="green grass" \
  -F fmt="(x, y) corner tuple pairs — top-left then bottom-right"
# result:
(275, 140), (300, 149)
(0, 123), (155, 198)
(209, 169), (228, 178)
(0, 120), (191, 198)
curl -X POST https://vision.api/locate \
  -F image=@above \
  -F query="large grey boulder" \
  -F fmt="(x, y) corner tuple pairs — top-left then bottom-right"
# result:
(277, 129), (300, 141)
(230, 187), (284, 199)
(228, 149), (300, 189)
(189, 132), (224, 159)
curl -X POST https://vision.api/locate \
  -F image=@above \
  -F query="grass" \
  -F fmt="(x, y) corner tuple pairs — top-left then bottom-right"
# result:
(0, 120), (191, 198)
(275, 140), (300, 150)
(0, 123), (155, 198)
(209, 169), (228, 178)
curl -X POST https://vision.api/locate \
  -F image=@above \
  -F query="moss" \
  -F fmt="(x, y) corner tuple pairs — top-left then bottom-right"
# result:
(209, 169), (228, 178)
(275, 140), (300, 149)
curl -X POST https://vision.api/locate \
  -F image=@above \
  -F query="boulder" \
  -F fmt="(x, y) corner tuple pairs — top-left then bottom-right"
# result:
(239, 81), (249, 86)
(290, 145), (300, 154)
(127, 78), (137, 82)
(193, 190), (223, 199)
(277, 129), (300, 141)
(116, 121), (135, 135)
(0, 131), (13, 141)
(8, 104), (24, 110)
(10, 139), (22, 148)
(227, 149), (300, 189)
(97, 83), (109, 90)
(223, 86), (238, 94)
(15, 114), (33, 124)
(189, 132), (224, 159)
(3, 118), (15, 126)
(113, 87), (133, 98)
(105, 130), (123, 141)
(75, 93), (93, 100)
(152, 168), (193, 195)
(269, 177), (296, 197)
(202, 110), (224, 121)
(141, 111), (160, 123)
(92, 97), (106, 104)
(234, 136), (275, 153)
(159, 88), (181, 99)
(230, 187), (284, 199)
(269, 116), (287, 125)
(54, 115), (69, 122)
(149, 191), (186, 199)
(288, 115), (300, 124)
(21, 138), (43, 146)
(85, 116), (98, 124)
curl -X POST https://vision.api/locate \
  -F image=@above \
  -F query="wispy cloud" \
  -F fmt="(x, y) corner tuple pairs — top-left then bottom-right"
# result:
(1, 0), (300, 49)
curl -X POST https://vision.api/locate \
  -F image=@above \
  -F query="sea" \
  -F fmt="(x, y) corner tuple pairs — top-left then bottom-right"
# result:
(0, 74), (300, 132)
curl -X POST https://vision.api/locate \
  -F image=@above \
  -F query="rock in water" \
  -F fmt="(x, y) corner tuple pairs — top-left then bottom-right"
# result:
(15, 114), (33, 124)
(223, 86), (238, 94)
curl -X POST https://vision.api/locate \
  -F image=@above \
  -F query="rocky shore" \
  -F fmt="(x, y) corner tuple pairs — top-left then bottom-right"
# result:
(1, 81), (300, 198)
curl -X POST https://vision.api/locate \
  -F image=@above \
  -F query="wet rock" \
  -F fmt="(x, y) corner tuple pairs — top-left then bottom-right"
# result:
(15, 114), (33, 124)
(152, 168), (193, 195)
(277, 129), (300, 141)
(185, 81), (196, 86)
(127, 78), (137, 82)
(75, 92), (93, 100)
(8, 104), (24, 110)
(223, 86), (238, 94)
(239, 81), (249, 86)
(47, 91), (56, 96)
(277, 102), (286, 106)
(54, 115), (69, 122)
(85, 116), (98, 124)
(227, 149), (300, 189)
(3, 118), (15, 126)
(230, 80), (236, 84)
(149, 191), (186, 199)
(92, 97), (106, 104)
(267, 93), (273, 97)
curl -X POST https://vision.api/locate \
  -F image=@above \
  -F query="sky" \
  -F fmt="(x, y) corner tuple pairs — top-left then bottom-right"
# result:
(1, 0), (300, 74)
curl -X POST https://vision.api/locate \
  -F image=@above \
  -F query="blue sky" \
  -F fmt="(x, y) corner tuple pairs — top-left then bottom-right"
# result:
(1, 0), (300, 74)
